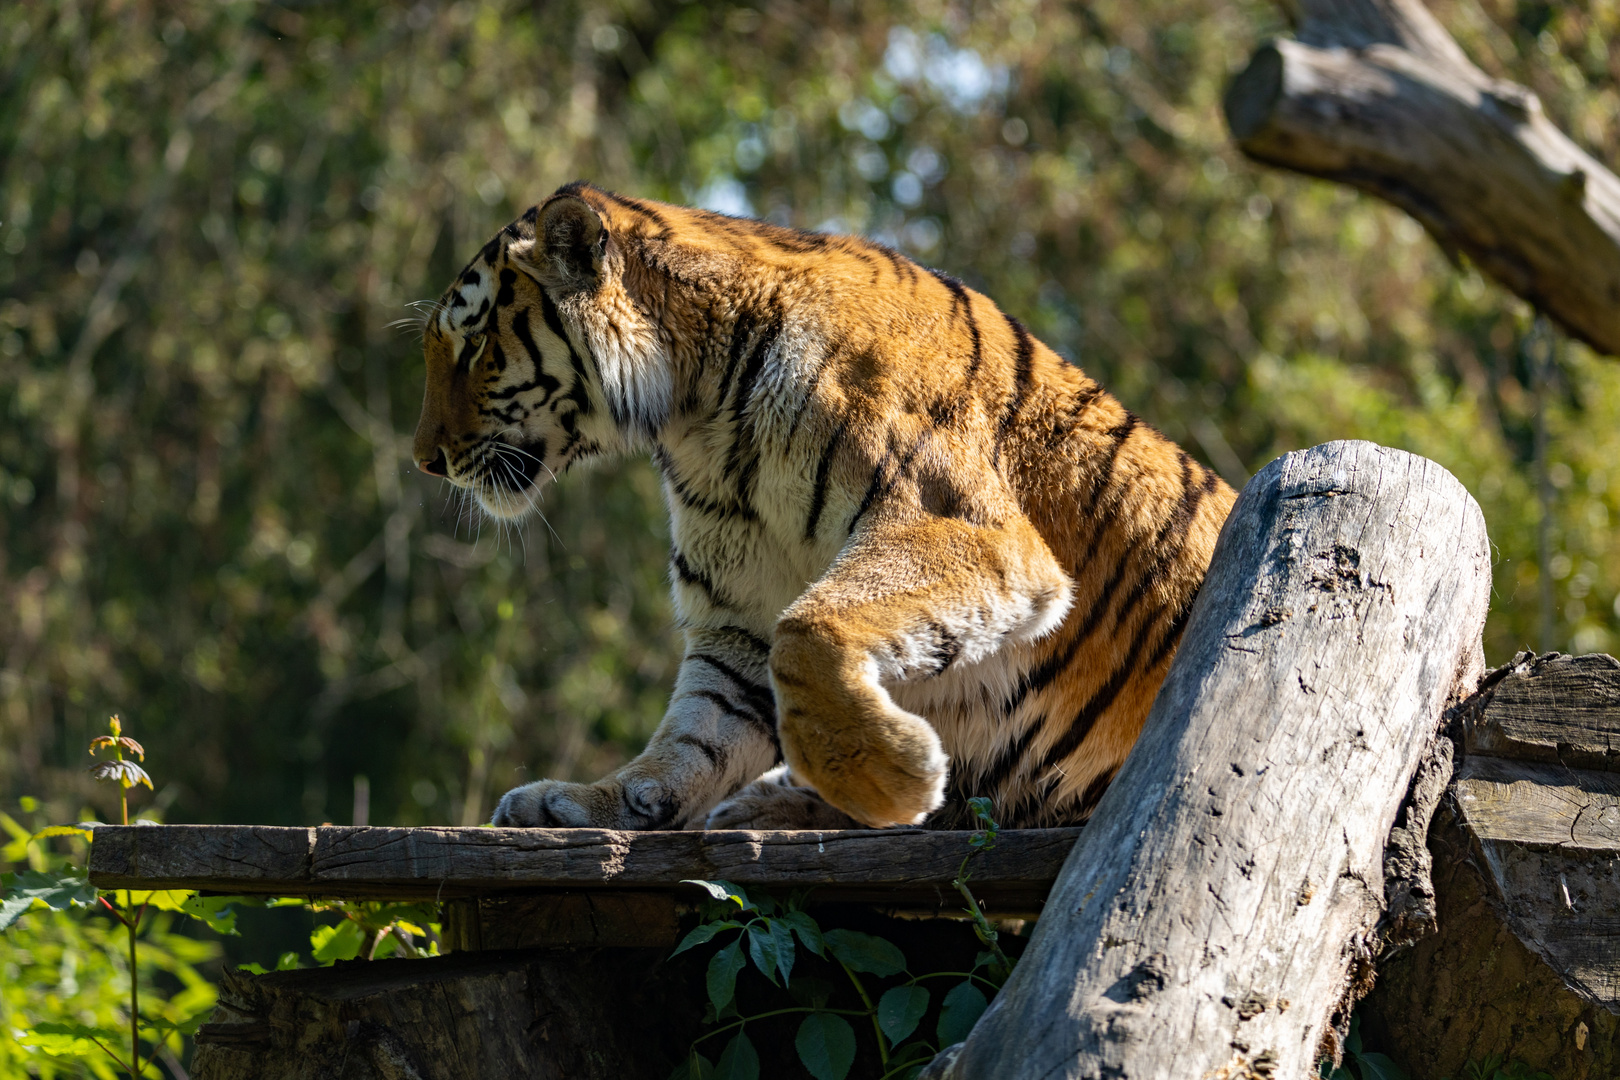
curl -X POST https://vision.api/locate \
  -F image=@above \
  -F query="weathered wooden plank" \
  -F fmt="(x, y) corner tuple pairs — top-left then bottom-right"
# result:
(89, 825), (314, 892)
(1455, 756), (1620, 850)
(929, 441), (1492, 1080)
(90, 824), (1079, 910)
(1464, 652), (1620, 771)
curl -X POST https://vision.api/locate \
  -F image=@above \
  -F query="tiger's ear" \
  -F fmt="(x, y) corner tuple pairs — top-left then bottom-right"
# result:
(529, 194), (605, 291)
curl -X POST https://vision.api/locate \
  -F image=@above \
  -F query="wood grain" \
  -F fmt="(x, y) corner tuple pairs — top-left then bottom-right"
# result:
(1464, 652), (1620, 772)
(929, 441), (1492, 1080)
(1452, 748), (1620, 1010)
(1224, 0), (1620, 356)
(88, 823), (1079, 911)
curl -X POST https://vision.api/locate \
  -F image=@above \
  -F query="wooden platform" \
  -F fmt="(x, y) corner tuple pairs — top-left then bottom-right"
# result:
(87, 823), (1081, 935)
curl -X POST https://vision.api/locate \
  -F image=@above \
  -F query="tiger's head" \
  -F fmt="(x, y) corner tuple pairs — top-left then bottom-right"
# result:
(411, 184), (673, 520)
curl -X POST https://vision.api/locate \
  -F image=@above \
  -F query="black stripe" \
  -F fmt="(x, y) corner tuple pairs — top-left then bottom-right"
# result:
(849, 439), (898, 536)
(971, 718), (1044, 800)
(1047, 382), (1105, 449)
(783, 345), (833, 445)
(730, 315), (782, 420)
(848, 428), (932, 536)
(925, 620), (963, 675)
(529, 278), (595, 418)
(928, 269), (984, 382)
(804, 420), (848, 541)
(675, 734), (725, 768)
(716, 311), (756, 410)
(681, 689), (780, 749)
(672, 549), (735, 611)
(1035, 611), (1164, 776)
(688, 653), (776, 719)
(993, 315), (1036, 464)
(1076, 766), (1120, 817)
(712, 625), (771, 656)
(497, 268), (517, 306)
(599, 189), (674, 239)
(503, 309), (563, 403)
(654, 445), (755, 521)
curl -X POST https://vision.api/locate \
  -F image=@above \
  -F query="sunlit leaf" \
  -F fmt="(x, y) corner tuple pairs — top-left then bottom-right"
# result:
(310, 919), (364, 963)
(0, 868), (100, 930)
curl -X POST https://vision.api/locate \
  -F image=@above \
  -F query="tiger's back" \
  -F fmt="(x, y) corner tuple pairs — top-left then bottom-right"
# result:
(414, 183), (1234, 831)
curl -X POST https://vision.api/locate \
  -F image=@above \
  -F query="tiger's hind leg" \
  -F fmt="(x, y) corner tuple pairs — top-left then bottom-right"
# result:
(705, 766), (864, 830)
(770, 513), (1072, 829)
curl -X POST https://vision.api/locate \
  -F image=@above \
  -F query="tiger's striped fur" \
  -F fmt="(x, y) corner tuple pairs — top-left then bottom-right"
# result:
(412, 182), (1235, 831)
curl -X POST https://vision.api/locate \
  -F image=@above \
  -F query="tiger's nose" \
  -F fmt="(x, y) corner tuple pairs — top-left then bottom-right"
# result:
(418, 448), (449, 477)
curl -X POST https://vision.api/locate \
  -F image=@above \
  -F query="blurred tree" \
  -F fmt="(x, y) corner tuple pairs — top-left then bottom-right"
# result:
(0, 0), (1616, 835)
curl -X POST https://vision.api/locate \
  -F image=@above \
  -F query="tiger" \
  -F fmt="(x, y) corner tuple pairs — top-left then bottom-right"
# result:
(411, 182), (1236, 832)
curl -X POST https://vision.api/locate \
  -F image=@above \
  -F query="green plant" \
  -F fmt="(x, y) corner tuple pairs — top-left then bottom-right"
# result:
(1321, 1015), (1407, 1080)
(1443, 1054), (1555, 1080)
(670, 802), (1013, 1080)
(1, 717), (231, 1078)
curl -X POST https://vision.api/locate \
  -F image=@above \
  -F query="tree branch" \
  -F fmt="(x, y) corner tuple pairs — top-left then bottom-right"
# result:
(1226, 0), (1620, 356)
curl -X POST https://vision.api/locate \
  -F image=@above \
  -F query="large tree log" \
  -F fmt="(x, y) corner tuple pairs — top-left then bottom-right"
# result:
(926, 441), (1491, 1079)
(1223, 0), (1620, 356)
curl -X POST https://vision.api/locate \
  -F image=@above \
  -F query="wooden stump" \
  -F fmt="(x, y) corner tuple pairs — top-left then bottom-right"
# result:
(1360, 651), (1620, 1078)
(928, 441), (1491, 1079)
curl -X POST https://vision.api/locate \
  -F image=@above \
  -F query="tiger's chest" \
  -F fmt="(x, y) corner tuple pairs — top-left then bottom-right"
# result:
(654, 418), (849, 636)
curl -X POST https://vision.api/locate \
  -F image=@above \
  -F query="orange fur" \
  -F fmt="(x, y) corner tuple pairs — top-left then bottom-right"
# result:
(414, 184), (1235, 830)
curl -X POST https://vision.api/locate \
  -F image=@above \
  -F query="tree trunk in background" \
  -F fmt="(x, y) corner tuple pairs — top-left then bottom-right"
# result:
(925, 441), (1491, 1080)
(1224, 0), (1620, 357)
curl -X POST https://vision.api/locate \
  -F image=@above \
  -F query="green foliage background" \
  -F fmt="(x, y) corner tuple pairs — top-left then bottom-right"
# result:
(2, 0), (1619, 840)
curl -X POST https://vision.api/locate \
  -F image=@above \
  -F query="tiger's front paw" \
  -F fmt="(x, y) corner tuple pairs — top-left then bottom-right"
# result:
(490, 776), (680, 829)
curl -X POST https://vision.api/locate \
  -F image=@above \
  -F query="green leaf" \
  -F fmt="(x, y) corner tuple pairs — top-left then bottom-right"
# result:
(1344, 1014), (1363, 1057)
(823, 928), (906, 976)
(671, 920), (740, 957)
(180, 893), (242, 935)
(671, 1050), (716, 1080)
(770, 917), (797, 985)
(795, 1013), (857, 1080)
(746, 923), (780, 985)
(779, 909), (824, 957)
(1356, 1052), (1409, 1080)
(936, 981), (988, 1046)
(28, 1020), (125, 1042)
(0, 867), (100, 930)
(682, 879), (754, 911)
(31, 824), (95, 842)
(707, 939), (746, 1013)
(276, 951), (301, 970)
(878, 985), (930, 1046)
(310, 919), (364, 963)
(238, 962), (269, 975)
(788, 976), (835, 1010)
(715, 1030), (760, 1080)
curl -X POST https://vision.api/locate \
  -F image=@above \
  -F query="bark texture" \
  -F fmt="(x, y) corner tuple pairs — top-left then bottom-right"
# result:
(927, 440), (1491, 1080)
(1361, 651), (1620, 1078)
(1224, 0), (1620, 356)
